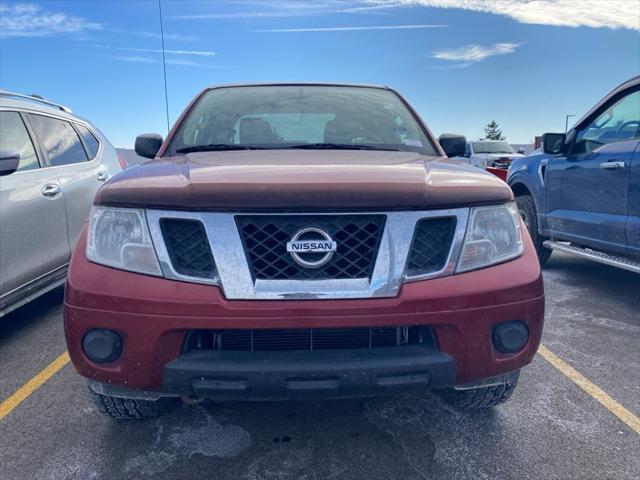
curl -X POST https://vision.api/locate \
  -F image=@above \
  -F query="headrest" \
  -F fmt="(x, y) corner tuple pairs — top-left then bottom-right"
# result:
(239, 117), (273, 144)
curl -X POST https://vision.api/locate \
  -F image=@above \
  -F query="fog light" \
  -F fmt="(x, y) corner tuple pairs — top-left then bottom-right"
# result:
(82, 329), (122, 363)
(492, 321), (528, 354)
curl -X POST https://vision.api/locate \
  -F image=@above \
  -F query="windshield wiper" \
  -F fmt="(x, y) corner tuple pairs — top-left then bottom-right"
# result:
(176, 143), (402, 153)
(175, 144), (266, 154)
(286, 143), (400, 152)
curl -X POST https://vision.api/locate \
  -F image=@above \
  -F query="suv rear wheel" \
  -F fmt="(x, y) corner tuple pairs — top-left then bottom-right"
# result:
(88, 385), (173, 420)
(437, 372), (520, 409)
(516, 195), (552, 265)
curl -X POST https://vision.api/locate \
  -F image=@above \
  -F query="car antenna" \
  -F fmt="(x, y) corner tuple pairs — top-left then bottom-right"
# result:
(158, 0), (170, 135)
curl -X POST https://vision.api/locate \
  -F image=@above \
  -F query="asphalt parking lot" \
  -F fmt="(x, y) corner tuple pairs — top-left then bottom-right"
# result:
(1, 252), (638, 480)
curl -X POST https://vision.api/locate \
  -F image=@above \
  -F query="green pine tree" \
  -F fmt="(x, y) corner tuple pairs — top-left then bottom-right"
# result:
(483, 120), (506, 141)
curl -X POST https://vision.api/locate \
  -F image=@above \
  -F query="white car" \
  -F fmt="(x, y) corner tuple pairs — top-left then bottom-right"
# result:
(0, 91), (125, 316)
(458, 141), (525, 169)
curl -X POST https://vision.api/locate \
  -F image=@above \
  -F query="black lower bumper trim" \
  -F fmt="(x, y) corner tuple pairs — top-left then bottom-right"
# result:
(163, 346), (456, 401)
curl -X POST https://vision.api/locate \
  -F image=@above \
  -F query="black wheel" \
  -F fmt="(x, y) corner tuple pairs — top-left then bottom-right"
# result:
(515, 195), (552, 265)
(88, 384), (173, 420)
(437, 372), (520, 409)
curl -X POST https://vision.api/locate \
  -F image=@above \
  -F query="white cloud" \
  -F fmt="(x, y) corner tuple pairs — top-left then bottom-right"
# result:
(92, 44), (215, 57)
(110, 28), (198, 42)
(366, 0), (640, 31)
(108, 54), (157, 64)
(167, 0), (639, 30)
(0, 2), (101, 38)
(0, 3), (195, 41)
(170, 0), (638, 30)
(169, 1), (334, 20)
(258, 24), (447, 32)
(170, 11), (284, 20)
(105, 54), (214, 69)
(169, 1), (386, 20)
(337, 3), (403, 13)
(432, 42), (521, 62)
(119, 47), (215, 57)
(96, 44), (217, 68)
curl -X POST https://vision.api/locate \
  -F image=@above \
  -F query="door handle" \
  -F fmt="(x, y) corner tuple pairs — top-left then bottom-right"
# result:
(41, 183), (62, 197)
(600, 161), (625, 169)
(97, 171), (109, 182)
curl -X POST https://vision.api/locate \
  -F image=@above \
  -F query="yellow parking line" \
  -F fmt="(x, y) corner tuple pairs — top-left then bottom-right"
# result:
(538, 344), (640, 434)
(1, 345), (638, 434)
(0, 351), (70, 422)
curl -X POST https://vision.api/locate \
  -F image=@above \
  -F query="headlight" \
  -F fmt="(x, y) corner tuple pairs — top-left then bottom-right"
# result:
(456, 203), (524, 272)
(87, 206), (162, 276)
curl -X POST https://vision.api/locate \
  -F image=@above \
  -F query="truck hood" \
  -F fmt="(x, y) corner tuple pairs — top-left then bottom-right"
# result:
(95, 150), (512, 211)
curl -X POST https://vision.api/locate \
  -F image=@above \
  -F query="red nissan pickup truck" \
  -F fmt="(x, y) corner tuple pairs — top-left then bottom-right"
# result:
(64, 84), (544, 419)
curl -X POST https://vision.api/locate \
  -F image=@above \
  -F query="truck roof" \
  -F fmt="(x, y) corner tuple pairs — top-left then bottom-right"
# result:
(203, 82), (391, 91)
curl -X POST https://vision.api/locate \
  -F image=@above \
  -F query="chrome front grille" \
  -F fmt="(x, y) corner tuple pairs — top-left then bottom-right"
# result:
(145, 209), (470, 300)
(236, 215), (386, 280)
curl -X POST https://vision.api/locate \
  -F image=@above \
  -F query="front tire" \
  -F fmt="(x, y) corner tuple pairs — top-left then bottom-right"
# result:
(437, 372), (520, 409)
(515, 195), (552, 265)
(88, 385), (173, 420)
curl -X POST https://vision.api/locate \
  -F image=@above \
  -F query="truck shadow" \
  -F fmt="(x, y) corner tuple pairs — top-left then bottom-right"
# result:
(543, 252), (640, 311)
(98, 394), (506, 480)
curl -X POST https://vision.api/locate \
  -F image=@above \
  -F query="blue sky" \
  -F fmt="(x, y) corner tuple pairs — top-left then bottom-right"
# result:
(1, 0), (638, 147)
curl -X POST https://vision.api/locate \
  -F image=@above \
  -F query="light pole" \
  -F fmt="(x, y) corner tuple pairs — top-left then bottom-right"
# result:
(565, 114), (576, 133)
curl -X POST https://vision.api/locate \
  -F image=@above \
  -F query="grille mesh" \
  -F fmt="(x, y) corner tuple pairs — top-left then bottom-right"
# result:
(200, 328), (402, 351)
(236, 215), (386, 280)
(160, 219), (216, 278)
(405, 217), (456, 277)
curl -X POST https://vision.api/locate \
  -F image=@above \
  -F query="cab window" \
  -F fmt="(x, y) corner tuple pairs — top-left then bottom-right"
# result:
(0, 111), (40, 172)
(574, 90), (640, 153)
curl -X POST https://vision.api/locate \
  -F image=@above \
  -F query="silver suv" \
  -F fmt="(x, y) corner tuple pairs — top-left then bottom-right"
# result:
(0, 91), (124, 316)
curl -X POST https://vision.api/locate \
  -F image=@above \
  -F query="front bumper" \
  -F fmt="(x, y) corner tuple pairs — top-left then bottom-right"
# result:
(162, 346), (455, 401)
(64, 225), (544, 398)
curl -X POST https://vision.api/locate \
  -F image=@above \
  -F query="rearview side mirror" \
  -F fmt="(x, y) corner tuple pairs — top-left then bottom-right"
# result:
(135, 133), (164, 159)
(438, 134), (467, 158)
(0, 149), (20, 176)
(542, 133), (566, 155)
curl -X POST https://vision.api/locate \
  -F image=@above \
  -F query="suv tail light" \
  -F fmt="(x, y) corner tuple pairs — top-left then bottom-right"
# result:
(117, 153), (128, 170)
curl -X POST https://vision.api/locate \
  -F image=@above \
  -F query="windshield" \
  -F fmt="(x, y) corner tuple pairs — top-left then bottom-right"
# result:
(472, 141), (515, 154)
(170, 85), (436, 155)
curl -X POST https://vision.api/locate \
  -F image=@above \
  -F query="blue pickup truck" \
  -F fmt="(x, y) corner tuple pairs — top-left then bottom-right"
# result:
(508, 75), (640, 273)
